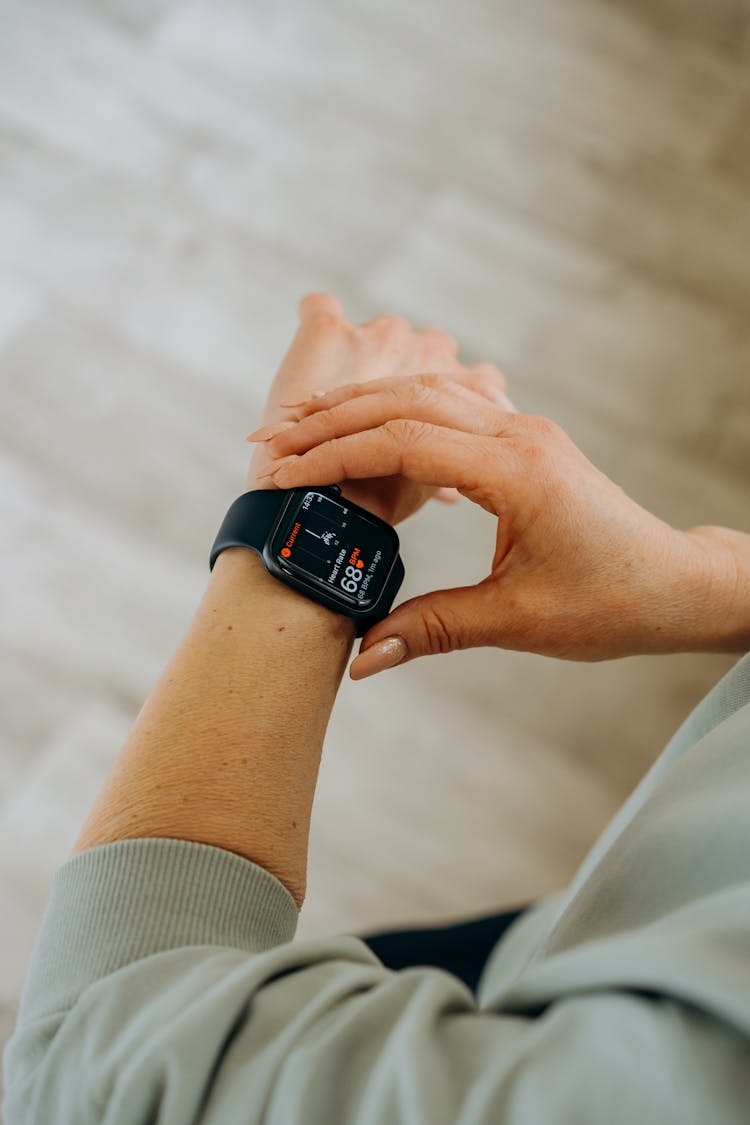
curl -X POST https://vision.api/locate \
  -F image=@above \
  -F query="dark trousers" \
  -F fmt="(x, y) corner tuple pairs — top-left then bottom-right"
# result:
(358, 902), (532, 993)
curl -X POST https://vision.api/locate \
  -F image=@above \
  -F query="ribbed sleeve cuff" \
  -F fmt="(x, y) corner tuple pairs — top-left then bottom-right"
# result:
(17, 837), (299, 1024)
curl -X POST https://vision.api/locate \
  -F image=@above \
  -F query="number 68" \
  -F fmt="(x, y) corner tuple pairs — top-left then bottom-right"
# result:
(341, 564), (363, 594)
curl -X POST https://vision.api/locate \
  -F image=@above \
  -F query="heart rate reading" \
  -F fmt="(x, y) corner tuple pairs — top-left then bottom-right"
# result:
(275, 490), (396, 609)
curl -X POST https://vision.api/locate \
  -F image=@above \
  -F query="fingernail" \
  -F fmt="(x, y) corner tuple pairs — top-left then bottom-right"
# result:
(254, 454), (300, 479)
(246, 420), (298, 442)
(350, 636), (408, 680)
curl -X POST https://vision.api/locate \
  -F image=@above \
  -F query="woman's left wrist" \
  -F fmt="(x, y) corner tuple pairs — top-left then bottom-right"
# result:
(210, 545), (358, 646)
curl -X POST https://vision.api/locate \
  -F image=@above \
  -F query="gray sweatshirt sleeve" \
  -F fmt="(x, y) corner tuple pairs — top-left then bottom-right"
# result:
(3, 826), (749, 1125)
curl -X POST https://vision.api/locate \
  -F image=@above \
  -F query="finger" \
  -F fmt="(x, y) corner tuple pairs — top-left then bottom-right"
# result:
(436, 487), (462, 505)
(297, 291), (345, 322)
(253, 380), (512, 461)
(416, 326), (459, 357)
(344, 313), (420, 383)
(271, 300), (352, 407)
(279, 369), (511, 417)
(257, 419), (509, 500)
(468, 361), (508, 393)
(356, 312), (412, 333)
(349, 583), (498, 678)
(468, 363), (517, 414)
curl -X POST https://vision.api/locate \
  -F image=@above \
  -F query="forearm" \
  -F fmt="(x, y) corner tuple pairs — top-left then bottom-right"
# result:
(684, 525), (750, 653)
(71, 546), (356, 908)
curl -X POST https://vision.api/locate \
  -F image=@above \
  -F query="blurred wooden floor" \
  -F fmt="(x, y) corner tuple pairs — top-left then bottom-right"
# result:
(1, 0), (748, 1070)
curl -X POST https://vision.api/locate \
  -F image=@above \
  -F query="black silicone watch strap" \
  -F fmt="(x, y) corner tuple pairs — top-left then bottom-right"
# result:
(209, 488), (403, 637)
(209, 489), (286, 570)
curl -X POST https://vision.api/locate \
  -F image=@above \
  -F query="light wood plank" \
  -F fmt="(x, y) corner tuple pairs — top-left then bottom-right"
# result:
(1, 0), (748, 1057)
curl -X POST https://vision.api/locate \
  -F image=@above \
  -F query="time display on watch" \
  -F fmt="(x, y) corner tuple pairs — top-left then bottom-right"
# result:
(272, 490), (397, 610)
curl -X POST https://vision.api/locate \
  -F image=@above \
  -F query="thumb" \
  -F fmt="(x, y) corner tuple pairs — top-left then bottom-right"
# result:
(350, 584), (491, 680)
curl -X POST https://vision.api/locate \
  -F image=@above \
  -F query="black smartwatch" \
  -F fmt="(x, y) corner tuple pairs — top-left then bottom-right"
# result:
(210, 485), (404, 636)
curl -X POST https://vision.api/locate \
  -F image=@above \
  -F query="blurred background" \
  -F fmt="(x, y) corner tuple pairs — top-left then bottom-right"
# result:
(1, 0), (748, 1072)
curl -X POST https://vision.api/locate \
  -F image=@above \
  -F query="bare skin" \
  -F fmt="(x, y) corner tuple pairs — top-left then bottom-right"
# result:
(252, 371), (750, 677)
(71, 292), (749, 909)
(244, 294), (514, 520)
(71, 294), (510, 907)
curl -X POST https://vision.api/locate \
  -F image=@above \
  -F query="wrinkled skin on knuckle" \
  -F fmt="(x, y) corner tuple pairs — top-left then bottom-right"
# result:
(420, 601), (456, 654)
(381, 417), (409, 473)
(403, 418), (435, 445)
(328, 434), (353, 480)
(381, 417), (432, 476)
(408, 378), (439, 408)
(415, 371), (445, 390)
(383, 383), (405, 408)
(382, 417), (424, 444)
(443, 435), (504, 516)
(382, 417), (401, 440)
(312, 405), (339, 440)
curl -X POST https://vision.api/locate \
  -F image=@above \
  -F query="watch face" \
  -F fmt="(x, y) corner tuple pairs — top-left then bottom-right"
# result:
(271, 490), (397, 611)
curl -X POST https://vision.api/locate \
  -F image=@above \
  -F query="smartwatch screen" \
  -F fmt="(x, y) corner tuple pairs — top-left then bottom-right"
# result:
(272, 490), (397, 610)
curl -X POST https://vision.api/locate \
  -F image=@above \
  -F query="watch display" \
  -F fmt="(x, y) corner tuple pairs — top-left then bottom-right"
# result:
(270, 490), (398, 610)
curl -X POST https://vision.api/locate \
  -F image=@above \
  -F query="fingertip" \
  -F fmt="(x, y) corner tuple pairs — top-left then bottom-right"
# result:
(470, 360), (507, 385)
(436, 487), (462, 505)
(298, 292), (344, 321)
(466, 362), (512, 407)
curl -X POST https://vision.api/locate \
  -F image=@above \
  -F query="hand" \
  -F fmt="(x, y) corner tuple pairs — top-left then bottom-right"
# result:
(252, 373), (739, 677)
(245, 292), (514, 524)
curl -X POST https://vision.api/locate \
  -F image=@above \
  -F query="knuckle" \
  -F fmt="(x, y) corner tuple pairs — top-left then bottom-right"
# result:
(409, 377), (440, 407)
(512, 415), (566, 469)
(383, 417), (432, 445)
(312, 405), (338, 438)
(310, 310), (345, 337)
(420, 603), (456, 655)
(420, 327), (458, 352)
(334, 380), (361, 400)
(416, 372), (444, 389)
(527, 414), (562, 441)
(383, 383), (406, 409)
(382, 417), (410, 442)
(373, 314), (411, 340)
(467, 369), (508, 400)
(328, 435), (350, 478)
